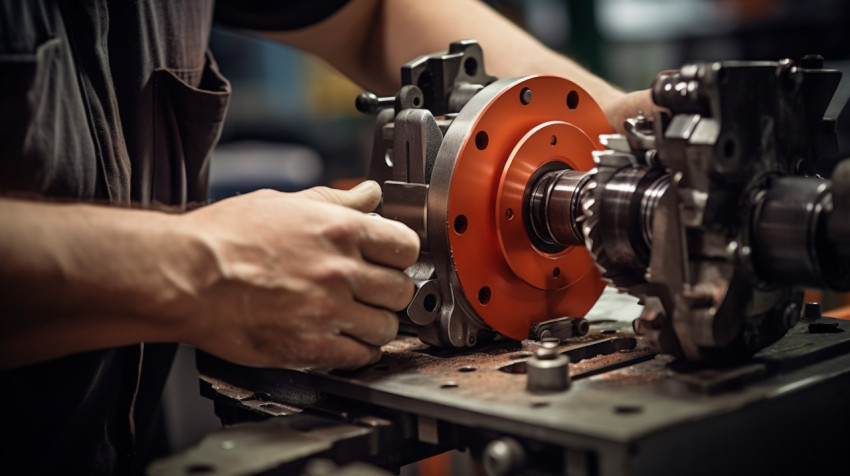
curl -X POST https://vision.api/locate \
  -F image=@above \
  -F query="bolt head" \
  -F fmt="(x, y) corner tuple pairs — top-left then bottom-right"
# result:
(534, 346), (559, 360)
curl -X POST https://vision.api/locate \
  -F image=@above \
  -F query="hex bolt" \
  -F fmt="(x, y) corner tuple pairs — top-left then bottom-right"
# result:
(526, 347), (571, 393)
(803, 302), (822, 321)
(483, 437), (526, 476)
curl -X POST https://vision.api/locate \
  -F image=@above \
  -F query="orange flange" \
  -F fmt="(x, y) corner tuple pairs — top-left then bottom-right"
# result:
(446, 75), (610, 340)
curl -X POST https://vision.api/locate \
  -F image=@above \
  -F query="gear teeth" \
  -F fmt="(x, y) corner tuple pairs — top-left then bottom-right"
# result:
(581, 168), (648, 292)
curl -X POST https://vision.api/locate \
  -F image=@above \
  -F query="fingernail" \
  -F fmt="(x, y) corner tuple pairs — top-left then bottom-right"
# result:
(351, 180), (378, 193)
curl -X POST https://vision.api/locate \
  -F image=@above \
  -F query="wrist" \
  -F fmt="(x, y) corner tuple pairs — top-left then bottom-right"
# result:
(143, 211), (220, 346)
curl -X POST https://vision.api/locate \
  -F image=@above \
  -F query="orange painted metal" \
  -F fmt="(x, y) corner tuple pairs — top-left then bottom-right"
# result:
(416, 452), (453, 476)
(446, 76), (610, 340)
(828, 305), (850, 320)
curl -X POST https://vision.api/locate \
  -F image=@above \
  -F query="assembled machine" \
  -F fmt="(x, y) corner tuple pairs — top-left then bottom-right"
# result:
(151, 42), (850, 476)
(362, 40), (849, 362)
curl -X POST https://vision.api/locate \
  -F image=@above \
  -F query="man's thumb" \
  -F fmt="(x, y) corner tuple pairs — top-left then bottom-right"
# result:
(296, 180), (382, 212)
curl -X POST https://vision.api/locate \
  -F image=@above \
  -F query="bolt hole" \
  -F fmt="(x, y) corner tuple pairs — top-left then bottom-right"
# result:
(186, 464), (216, 474)
(567, 90), (580, 109)
(614, 405), (643, 415)
(475, 131), (489, 150)
(520, 87), (533, 105)
(260, 403), (277, 409)
(467, 334), (477, 346)
(550, 135), (558, 146)
(413, 96), (421, 107)
(505, 208), (514, 220)
(552, 267), (561, 279)
(423, 294), (438, 312)
(454, 215), (468, 234)
(458, 366), (477, 372)
(530, 401), (550, 409)
(478, 286), (492, 305)
(463, 57), (478, 76)
(441, 382), (459, 389)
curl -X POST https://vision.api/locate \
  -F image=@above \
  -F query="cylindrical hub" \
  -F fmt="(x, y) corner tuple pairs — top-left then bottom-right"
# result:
(752, 177), (849, 289)
(524, 162), (669, 279)
(526, 168), (591, 250)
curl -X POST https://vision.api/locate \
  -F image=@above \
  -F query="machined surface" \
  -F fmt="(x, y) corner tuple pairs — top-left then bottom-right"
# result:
(432, 75), (610, 340)
(188, 311), (850, 476)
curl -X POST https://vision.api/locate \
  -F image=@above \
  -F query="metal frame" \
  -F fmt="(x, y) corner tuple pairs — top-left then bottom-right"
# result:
(151, 316), (850, 476)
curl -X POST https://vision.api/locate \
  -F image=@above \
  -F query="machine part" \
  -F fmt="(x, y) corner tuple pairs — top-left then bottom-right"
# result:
(184, 316), (850, 476)
(519, 57), (848, 362)
(802, 301), (823, 321)
(440, 77), (607, 340)
(526, 345), (571, 393)
(582, 59), (848, 361)
(482, 437), (527, 476)
(581, 155), (670, 291)
(401, 40), (496, 117)
(752, 177), (850, 290)
(526, 168), (591, 250)
(529, 316), (590, 341)
(146, 416), (389, 476)
(366, 41), (609, 347)
(355, 93), (395, 115)
(368, 42), (850, 363)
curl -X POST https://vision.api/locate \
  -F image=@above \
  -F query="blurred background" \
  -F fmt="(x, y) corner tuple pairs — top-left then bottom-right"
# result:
(163, 0), (850, 472)
(206, 0), (850, 201)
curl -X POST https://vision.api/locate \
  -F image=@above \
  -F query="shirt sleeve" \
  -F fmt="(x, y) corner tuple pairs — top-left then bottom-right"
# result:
(213, 0), (352, 31)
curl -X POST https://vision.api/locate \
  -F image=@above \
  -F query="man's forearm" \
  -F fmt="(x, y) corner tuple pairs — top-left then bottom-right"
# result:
(271, 0), (623, 107)
(0, 183), (420, 371)
(375, 0), (623, 105)
(0, 198), (204, 368)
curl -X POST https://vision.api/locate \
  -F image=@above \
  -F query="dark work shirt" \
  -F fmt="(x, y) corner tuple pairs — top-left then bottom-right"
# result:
(0, 1), (349, 474)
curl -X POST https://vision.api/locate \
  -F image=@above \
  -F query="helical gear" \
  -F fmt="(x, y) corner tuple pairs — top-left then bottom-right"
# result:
(580, 143), (669, 292)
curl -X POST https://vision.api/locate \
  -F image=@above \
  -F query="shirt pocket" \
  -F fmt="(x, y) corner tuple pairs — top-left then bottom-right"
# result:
(152, 50), (231, 208)
(0, 37), (98, 198)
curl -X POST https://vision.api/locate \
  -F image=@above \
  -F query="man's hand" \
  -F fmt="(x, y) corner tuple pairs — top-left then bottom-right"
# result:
(0, 181), (419, 370)
(177, 181), (419, 369)
(601, 89), (663, 134)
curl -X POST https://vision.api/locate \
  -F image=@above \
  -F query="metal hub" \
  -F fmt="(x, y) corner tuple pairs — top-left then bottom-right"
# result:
(435, 75), (609, 340)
